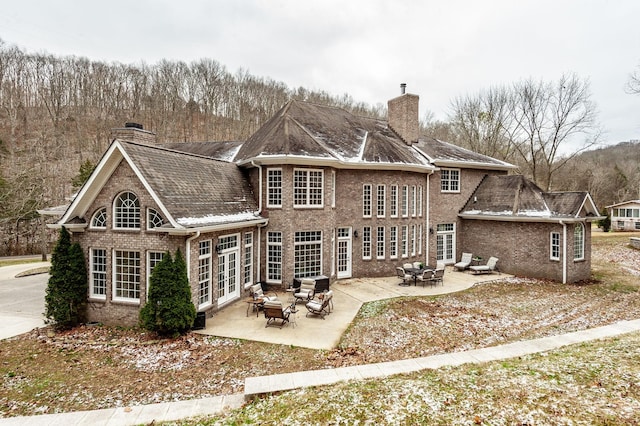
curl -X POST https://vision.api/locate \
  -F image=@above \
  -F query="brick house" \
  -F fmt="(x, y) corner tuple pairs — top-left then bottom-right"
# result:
(54, 89), (601, 326)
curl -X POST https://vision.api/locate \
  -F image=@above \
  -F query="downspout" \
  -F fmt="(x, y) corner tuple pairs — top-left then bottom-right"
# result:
(185, 231), (201, 281)
(560, 221), (567, 284)
(252, 160), (264, 284)
(425, 173), (430, 264)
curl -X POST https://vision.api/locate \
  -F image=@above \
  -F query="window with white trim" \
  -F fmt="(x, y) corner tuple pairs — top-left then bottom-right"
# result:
(390, 226), (398, 259)
(376, 226), (385, 259)
(411, 186), (417, 217)
(198, 240), (212, 307)
(91, 208), (107, 229)
(418, 185), (423, 217)
(267, 168), (282, 207)
(114, 192), (140, 229)
(550, 232), (561, 261)
(294, 231), (322, 278)
(90, 248), (107, 299)
(267, 232), (282, 283)
(411, 224), (416, 255)
(362, 226), (371, 260)
(113, 250), (140, 302)
(390, 185), (398, 217)
(147, 251), (165, 287)
(402, 185), (408, 217)
(418, 224), (423, 255)
(377, 185), (385, 217)
(401, 225), (408, 258)
(362, 184), (372, 217)
(294, 169), (323, 207)
(331, 170), (336, 208)
(147, 208), (165, 229)
(441, 169), (460, 192)
(573, 223), (584, 260)
(244, 232), (253, 286)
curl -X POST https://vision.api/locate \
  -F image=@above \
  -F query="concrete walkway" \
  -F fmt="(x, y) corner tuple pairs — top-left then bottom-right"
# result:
(2, 319), (640, 425)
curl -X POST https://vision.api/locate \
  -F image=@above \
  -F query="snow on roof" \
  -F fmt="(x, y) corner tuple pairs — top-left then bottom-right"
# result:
(176, 211), (261, 227)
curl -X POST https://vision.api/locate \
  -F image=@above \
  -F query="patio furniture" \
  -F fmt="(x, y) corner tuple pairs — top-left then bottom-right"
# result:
(396, 267), (412, 286)
(469, 256), (499, 275)
(294, 278), (316, 305)
(263, 300), (291, 328)
(454, 252), (473, 271)
(413, 262), (423, 269)
(415, 269), (435, 287)
(248, 283), (277, 314)
(306, 291), (333, 319)
(428, 265), (445, 285)
(403, 263), (414, 270)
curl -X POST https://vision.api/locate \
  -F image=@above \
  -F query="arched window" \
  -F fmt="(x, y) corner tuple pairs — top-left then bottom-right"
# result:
(573, 223), (585, 260)
(90, 207), (107, 229)
(114, 192), (140, 229)
(147, 208), (165, 229)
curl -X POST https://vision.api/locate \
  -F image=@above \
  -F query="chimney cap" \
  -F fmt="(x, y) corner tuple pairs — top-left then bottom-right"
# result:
(400, 83), (407, 94)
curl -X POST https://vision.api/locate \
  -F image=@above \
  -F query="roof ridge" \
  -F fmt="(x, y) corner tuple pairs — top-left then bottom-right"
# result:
(118, 140), (232, 164)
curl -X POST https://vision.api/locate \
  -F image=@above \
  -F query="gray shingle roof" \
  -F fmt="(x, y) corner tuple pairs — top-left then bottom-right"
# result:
(160, 141), (243, 162)
(415, 136), (515, 169)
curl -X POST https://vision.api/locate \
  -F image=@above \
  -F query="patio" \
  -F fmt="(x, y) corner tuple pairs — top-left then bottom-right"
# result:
(195, 267), (507, 350)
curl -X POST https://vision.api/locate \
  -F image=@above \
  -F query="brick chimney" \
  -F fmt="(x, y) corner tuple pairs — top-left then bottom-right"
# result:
(111, 122), (157, 145)
(387, 84), (419, 145)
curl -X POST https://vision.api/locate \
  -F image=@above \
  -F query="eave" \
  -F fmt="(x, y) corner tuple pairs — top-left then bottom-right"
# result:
(238, 155), (436, 174)
(156, 218), (269, 236)
(458, 213), (606, 223)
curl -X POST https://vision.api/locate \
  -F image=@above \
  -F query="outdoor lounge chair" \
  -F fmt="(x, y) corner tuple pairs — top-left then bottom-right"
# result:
(454, 252), (473, 271)
(263, 300), (291, 328)
(469, 256), (499, 275)
(294, 278), (316, 305)
(396, 267), (412, 286)
(305, 290), (333, 319)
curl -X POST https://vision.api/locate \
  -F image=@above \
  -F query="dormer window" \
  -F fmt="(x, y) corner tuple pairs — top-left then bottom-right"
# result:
(90, 207), (107, 229)
(113, 192), (140, 229)
(147, 208), (165, 229)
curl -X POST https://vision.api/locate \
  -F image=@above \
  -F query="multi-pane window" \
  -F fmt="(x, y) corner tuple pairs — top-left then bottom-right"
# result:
(114, 192), (140, 229)
(401, 225), (408, 258)
(573, 224), (584, 260)
(441, 169), (460, 192)
(147, 208), (164, 229)
(90, 248), (107, 299)
(244, 232), (253, 286)
(294, 169), (323, 207)
(362, 184), (372, 217)
(550, 232), (561, 260)
(198, 241), (212, 307)
(267, 168), (282, 207)
(294, 231), (322, 278)
(376, 226), (385, 259)
(147, 251), (164, 283)
(418, 224), (423, 255)
(401, 185), (408, 217)
(390, 185), (398, 217)
(113, 250), (140, 301)
(91, 208), (107, 229)
(267, 232), (282, 283)
(411, 225), (416, 255)
(418, 185), (423, 217)
(377, 185), (385, 217)
(411, 186), (417, 217)
(362, 226), (371, 260)
(390, 226), (398, 259)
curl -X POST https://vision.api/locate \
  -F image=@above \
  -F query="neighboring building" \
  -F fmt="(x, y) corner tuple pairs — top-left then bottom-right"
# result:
(605, 200), (640, 231)
(53, 88), (602, 326)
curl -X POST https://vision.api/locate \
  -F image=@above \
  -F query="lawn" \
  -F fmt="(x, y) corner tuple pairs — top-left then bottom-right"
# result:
(0, 231), (639, 422)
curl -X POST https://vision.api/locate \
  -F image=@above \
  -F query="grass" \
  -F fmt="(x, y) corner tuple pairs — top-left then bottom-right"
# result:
(0, 258), (44, 268)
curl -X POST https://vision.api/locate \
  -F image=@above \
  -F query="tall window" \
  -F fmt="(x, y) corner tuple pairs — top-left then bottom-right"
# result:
(411, 186), (417, 217)
(418, 224), (423, 255)
(418, 185), (423, 217)
(441, 169), (460, 192)
(113, 250), (140, 302)
(91, 208), (107, 229)
(411, 224), (416, 255)
(390, 226), (398, 259)
(550, 232), (561, 261)
(198, 240), (212, 307)
(294, 231), (322, 278)
(401, 225), (408, 258)
(377, 185), (385, 217)
(147, 208), (164, 229)
(362, 184), (372, 217)
(362, 227), (371, 260)
(573, 223), (584, 260)
(401, 186), (409, 217)
(114, 192), (140, 229)
(267, 232), (282, 283)
(267, 168), (282, 207)
(90, 248), (107, 299)
(390, 185), (398, 217)
(147, 251), (165, 287)
(244, 232), (253, 286)
(376, 226), (385, 259)
(294, 169), (323, 207)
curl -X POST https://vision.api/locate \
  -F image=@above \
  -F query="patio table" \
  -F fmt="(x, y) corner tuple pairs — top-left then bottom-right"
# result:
(245, 297), (264, 317)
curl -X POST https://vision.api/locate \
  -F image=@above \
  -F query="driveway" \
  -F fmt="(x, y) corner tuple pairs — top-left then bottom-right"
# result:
(0, 262), (50, 340)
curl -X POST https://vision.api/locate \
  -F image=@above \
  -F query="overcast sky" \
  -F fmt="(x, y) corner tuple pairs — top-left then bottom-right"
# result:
(2, 0), (640, 148)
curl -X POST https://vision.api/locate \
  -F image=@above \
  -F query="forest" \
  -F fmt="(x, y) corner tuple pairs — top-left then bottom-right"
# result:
(1, 39), (638, 256)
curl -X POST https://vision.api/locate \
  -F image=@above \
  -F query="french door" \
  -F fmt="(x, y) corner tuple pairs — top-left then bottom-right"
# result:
(436, 223), (456, 264)
(336, 227), (352, 279)
(217, 234), (240, 305)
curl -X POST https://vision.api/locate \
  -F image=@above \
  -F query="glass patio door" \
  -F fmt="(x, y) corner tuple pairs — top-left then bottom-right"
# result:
(337, 227), (352, 279)
(217, 234), (240, 305)
(436, 223), (455, 264)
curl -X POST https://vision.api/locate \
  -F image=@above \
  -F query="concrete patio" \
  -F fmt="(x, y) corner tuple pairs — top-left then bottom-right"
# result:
(196, 268), (508, 350)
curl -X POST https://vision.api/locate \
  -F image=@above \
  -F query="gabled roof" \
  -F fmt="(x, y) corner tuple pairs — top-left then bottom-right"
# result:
(459, 175), (601, 222)
(605, 199), (640, 209)
(414, 137), (516, 171)
(57, 140), (263, 233)
(160, 141), (243, 162)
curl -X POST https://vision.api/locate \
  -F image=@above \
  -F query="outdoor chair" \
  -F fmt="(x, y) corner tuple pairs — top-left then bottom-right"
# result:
(305, 290), (333, 319)
(469, 256), (499, 275)
(403, 263), (414, 270)
(396, 267), (412, 286)
(412, 262), (423, 269)
(249, 283), (278, 313)
(454, 252), (473, 271)
(263, 300), (291, 328)
(429, 266), (445, 286)
(294, 278), (316, 305)
(416, 269), (434, 287)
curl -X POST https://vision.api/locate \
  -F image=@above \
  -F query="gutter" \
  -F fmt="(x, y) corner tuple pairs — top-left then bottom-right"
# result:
(150, 218), (269, 236)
